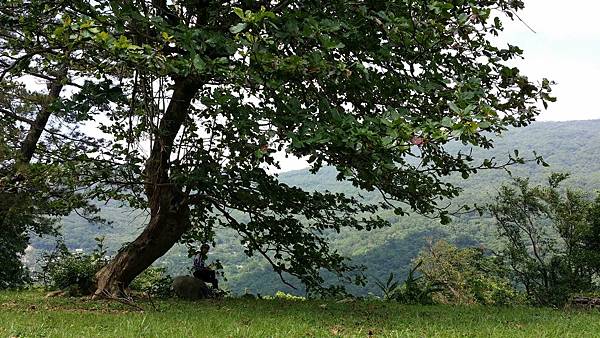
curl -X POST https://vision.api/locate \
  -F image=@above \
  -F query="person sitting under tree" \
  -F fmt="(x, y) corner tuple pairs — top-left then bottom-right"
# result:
(193, 244), (219, 289)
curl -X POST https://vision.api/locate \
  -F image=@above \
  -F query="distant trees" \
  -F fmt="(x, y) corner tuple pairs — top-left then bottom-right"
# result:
(490, 174), (600, 305)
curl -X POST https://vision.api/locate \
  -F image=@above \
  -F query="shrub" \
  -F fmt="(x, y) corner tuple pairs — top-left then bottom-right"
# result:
(130, 266), (173, 298)
(490, 174), (600, 306)
(375, 262), (443, 305)
(39, 237), (107, 295)
(415, 240), (522, 305)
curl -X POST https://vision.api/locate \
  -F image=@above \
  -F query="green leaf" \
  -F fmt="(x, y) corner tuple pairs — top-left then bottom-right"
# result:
(441, 117), (453, 128)
(448, 102), (461, 113)
(320, 35), (345, 49)
(478, 121), (491, 129)
(161, 31), (173, 41)
(53, 26), (65, 38)
(230, 23), (248, 34)
(233, 7), (245, 19)
(114, 35), (130, 49)
(97, 31), (110, 42)
(193, 55), (206, 72)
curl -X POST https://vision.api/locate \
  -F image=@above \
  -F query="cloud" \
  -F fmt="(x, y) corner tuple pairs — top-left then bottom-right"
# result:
(504, 0), (600, 39)
(497, 0), (600, 121)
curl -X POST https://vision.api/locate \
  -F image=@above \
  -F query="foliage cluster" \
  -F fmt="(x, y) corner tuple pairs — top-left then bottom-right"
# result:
(490, 174), (600, 306)
(374, 262), (442, 305)
(0, 0), (104, 290)
(129, 267), (174, 298)
(182, 120), (600, 296)
(1, 0), (554, 295)
(415, 240), (521, 305)
(38, 238), (108, 295)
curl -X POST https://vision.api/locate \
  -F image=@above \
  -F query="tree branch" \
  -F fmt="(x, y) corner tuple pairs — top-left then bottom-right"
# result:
(211, 202), (298, 290)
(0, 108), (36, 124)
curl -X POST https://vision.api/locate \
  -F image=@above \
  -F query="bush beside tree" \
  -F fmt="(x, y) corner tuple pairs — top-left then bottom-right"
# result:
(38, 238), (108, 295)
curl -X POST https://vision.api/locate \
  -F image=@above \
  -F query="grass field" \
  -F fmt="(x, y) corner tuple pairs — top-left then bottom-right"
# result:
(1, 291), (600, 337)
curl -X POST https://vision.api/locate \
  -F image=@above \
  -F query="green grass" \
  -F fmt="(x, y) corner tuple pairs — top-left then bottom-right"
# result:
(1, 291), (600, 337)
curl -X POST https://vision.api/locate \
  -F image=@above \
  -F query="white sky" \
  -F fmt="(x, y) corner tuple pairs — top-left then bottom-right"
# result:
(500, 0), (600, 121)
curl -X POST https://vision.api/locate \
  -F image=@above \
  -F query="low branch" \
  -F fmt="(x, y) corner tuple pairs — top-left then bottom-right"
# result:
(212, 202), (298, 290)
(27, 72), (84, 89)
(0, 108), (36, 124)
(0, 48), (60, 81)
(100, 290), (145, 312)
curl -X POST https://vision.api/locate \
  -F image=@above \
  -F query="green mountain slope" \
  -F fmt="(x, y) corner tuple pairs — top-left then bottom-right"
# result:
(31, 119), (600, 295)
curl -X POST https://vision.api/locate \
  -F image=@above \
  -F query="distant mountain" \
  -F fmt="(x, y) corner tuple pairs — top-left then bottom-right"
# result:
(30, 119), (600, 295)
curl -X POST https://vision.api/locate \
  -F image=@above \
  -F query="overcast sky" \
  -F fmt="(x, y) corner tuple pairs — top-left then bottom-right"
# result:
(500, 0), (600, 121)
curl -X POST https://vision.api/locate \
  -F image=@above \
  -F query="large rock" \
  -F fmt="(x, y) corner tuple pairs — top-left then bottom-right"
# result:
(172, 275), (211, 300)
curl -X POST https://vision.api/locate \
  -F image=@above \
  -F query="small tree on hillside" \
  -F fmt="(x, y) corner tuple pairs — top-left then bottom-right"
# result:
(489, 174), (600, 305)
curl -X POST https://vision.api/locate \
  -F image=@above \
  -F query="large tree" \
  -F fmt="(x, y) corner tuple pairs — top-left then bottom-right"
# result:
(0, 0), (110, 287)
(3, 0), (554, 295)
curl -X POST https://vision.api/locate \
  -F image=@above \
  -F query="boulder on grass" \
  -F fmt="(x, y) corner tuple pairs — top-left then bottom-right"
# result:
(172, 275), (211, 300)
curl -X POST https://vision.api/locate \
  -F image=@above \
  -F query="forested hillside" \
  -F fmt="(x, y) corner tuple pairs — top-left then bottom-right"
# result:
(30, 120), (600, 295)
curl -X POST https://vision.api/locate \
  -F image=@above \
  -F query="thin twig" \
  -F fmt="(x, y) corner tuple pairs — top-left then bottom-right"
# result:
(510, 10), (536, 34)
(101, 289), (145, 312)
(212, 202), (298, 290)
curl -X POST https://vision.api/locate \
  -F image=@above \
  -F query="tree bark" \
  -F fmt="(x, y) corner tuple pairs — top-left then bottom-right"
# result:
(93, 184), (192, 296)
(0, 70), (65, 225)
(17, 75), (65, 165)
(94, 78), (198, 297)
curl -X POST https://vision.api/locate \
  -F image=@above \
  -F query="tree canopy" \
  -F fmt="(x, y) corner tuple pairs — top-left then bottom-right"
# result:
(0, 0), (553, 294)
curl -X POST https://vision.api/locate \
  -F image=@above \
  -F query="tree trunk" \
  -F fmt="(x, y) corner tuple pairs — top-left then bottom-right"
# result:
(94, 184), (192, 296)
(94, 78), (198, 297)
(17, 75), (65, 165)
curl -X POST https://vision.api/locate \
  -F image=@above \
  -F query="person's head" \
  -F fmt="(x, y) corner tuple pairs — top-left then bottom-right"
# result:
(200, 243), (210, 254)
